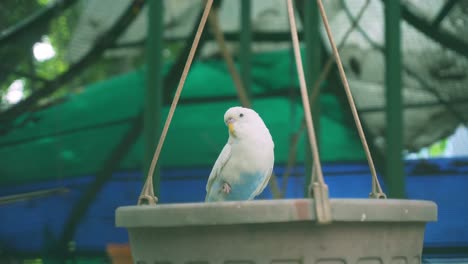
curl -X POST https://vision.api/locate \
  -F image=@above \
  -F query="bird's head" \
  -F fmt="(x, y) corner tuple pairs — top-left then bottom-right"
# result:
(223, 106), (269, 140)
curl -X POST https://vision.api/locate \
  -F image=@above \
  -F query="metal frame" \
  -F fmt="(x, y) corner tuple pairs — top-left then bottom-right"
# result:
(384, 0), (404, 198)
(145, 0), (163, 197)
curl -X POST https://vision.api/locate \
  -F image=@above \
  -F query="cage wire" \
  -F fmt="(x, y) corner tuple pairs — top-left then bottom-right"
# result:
(322, 0), (468, 152)
(2, 0), (468, 183)
(62, 0), (468, 154)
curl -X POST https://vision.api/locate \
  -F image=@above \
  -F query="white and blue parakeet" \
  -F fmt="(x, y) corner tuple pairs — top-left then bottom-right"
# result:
(205, 106), (274, 202)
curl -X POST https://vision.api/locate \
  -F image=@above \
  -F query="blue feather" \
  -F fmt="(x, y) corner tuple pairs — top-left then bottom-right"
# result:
(206, 171), (266, 202)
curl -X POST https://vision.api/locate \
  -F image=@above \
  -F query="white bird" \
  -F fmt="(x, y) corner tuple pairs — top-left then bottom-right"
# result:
(205, 106), (275, 202)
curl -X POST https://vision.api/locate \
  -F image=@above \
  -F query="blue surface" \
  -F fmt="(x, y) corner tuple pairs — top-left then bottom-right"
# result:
(0, 158), (467, 253)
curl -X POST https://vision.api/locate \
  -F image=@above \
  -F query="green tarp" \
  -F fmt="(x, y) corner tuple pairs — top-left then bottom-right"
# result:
(0, 50), (365, 185)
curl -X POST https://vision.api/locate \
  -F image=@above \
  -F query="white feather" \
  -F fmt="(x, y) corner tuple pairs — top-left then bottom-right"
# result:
(205, 106), (274, 202)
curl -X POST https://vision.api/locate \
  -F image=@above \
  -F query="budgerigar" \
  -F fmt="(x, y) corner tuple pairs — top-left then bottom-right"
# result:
(205, 106), (274, 202)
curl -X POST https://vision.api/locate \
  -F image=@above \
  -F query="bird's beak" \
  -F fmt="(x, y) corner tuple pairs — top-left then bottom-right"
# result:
(226, 117), (235, 136)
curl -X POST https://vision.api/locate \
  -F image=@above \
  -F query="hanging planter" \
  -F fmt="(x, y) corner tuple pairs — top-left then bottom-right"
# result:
(116, 199), (436, 263)
(115, 0), (437, 263)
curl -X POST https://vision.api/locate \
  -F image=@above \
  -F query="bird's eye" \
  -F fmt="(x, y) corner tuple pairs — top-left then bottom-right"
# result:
(239, 113), (244, 118)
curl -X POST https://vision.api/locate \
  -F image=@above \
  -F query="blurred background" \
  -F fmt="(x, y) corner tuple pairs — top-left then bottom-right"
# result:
(0, 0), (467, 263)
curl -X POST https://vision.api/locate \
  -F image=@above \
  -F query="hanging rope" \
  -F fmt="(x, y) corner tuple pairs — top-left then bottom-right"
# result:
(208, 10), (287, 199)
(286, 0), (331, 223)
(138, 0), (214, 205)
(316, 0), (386, 198)
(208, 9), (252, 108)
(280, 0), (371, 196)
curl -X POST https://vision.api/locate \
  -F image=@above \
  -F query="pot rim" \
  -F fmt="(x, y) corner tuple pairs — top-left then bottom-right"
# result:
(116, 198), (437, 228)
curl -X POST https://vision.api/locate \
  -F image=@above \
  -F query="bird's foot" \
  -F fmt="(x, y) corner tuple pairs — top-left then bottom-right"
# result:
(222, 182), (231, 194)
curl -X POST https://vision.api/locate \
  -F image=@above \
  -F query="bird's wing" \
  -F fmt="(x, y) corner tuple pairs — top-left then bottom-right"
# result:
(249, 166), (273, 199)
(206, 143), (232, 192)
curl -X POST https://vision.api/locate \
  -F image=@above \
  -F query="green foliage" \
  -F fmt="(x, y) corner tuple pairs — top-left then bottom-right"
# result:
(0, 0), (190, 113)
(1, 0), (171, 109)
(34, 11), (76, 80)
(0, 0), (41, 31)
(37, 0), (52, 6)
